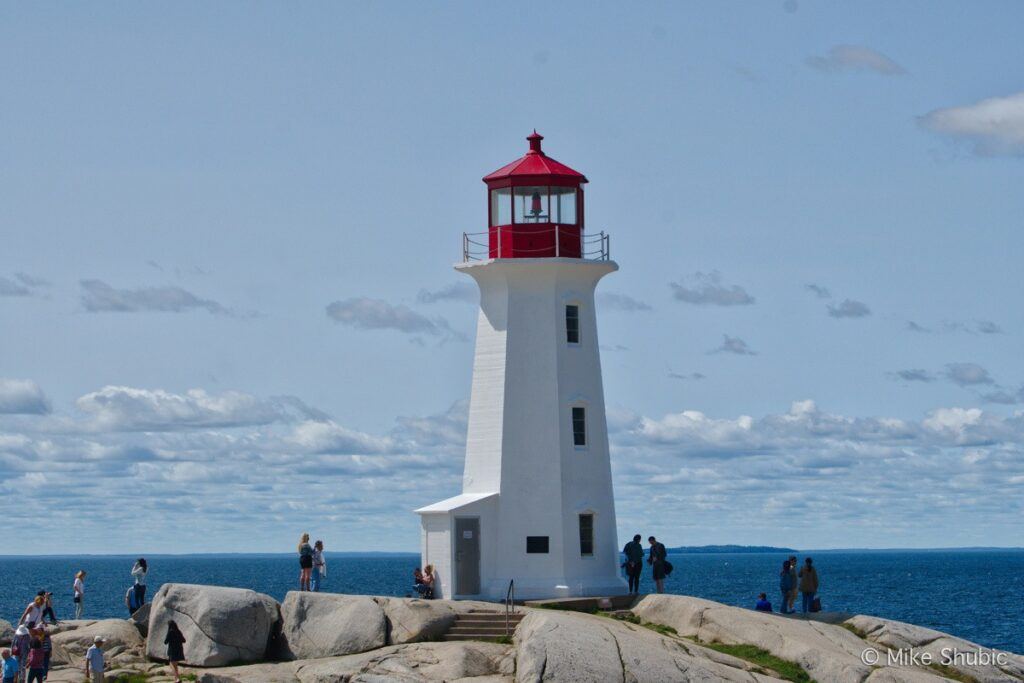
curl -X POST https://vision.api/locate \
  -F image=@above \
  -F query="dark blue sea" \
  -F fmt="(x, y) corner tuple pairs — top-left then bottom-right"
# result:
(2, 550), (1020, 654)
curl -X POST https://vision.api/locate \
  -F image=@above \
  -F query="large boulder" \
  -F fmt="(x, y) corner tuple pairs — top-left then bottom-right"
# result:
(197, 641), (514, 683)
(275, 592), (386, 660)
(514, 608), (778, 683)
(50, 618), (145, 665)
(375, 597), (469, 644)
(0, 619), (12, 646)
(147, 583), (280, 667)
(847, 614), (1024, 683)
(130, 602), (151, 637)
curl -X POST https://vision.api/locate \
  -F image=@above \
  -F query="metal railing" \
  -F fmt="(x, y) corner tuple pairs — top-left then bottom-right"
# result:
(504, 579), (515, 636)
(462, 226), (610, 262)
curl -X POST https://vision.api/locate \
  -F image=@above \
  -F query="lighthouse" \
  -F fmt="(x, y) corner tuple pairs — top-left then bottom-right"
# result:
(416, 132), (626, 600)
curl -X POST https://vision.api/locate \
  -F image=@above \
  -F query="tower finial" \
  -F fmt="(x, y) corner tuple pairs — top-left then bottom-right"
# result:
(527, 130), (544, 154)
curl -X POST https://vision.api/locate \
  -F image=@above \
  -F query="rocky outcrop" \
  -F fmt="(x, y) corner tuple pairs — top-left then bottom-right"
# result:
(0, 619), (13, 646)
(197, 641), (515, 682)
(146, 583), (280, 666)
(130, 602), (151, 637)
(50, 618), (145, 665)
(275, 592), (386, 660)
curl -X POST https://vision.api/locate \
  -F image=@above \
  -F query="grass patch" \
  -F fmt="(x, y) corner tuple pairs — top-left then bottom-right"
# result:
(840, 622), (869, 639)
(491, 634), (514, 645)
(111, 675), (151, 683)
(535, 602), (597, 613)
(691, 640), (813, 683)
(926, 663), (978, 683)
(642, 622), (678, 637)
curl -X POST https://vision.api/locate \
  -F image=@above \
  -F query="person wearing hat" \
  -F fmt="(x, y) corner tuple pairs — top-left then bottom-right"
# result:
(84, 636), (106, 682)
(10, 625), (30, 682)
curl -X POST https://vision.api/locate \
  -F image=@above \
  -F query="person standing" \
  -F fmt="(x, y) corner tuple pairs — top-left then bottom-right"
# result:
(311, 541), (326, 592)
(164, 621), (187, 683)
(297, 533), (314, 591)
(799, 557), (819, 613)
(779, 560), (794, 614)
(1, 648), (18, 683)
(25, 639), (45, 683)
(10, 626), (29, 683)
(421, 564), (436, 599)
(73, 571), (86, 620)
(39, 628), (51, 682)
(622, 535), (644, 594)
(786, 556), (798, 614)
(84, 637), (106, 683)
(131, 558), (148, 606)
(647, 536), (667, 594)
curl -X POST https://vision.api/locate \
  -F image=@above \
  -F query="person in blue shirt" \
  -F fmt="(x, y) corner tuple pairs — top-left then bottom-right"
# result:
(755, 593), (773, 613)
(1, 648), (19, 683)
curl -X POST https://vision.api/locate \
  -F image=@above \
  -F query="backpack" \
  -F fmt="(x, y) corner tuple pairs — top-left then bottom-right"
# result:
(126, 586), (141, 612)
(811, 597), (822, 613)
(663, 560), (674, 576)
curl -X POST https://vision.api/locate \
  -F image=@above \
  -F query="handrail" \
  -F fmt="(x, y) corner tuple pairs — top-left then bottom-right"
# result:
(504, 579), (515, 636)
(462, 226), (611, 262)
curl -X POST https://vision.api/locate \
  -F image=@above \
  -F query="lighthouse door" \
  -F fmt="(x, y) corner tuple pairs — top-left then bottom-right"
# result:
(454, 517), (481, 595)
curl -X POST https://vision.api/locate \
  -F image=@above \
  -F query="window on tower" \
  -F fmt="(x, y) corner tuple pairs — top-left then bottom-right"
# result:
(550, 187), (577, 224)
(579, 514), (594, 556)
(572, 406), (587, 447)
(526, 536), (549, 554)
(565, 304), (580, 344)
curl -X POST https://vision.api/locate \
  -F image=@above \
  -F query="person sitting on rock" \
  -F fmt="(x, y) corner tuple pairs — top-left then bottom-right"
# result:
(413, 568), (427, 596)
(421, 565), (436, 599)
(755, 593), (772, 612)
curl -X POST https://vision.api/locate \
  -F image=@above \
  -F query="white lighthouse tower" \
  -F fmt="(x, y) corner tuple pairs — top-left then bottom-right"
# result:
(416, 132), (626, 601)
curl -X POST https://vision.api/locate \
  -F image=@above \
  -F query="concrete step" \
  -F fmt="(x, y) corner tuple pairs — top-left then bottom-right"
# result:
(444, 633), (513, 642)
(448, 627), (513, 636)
(455, 614), (524, 623)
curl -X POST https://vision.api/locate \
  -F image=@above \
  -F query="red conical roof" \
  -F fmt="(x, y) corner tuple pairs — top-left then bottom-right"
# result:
(483, 131), (588, 184)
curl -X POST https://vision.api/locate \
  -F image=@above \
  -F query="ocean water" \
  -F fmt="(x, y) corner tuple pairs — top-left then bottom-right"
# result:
(2, 550), (1020, 654)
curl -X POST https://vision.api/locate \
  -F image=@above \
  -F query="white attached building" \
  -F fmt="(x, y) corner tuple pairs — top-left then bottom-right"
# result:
(416, 132), (627, 601)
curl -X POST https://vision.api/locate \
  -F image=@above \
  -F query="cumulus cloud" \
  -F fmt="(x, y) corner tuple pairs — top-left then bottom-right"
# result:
(74, 386), (315, 431)
(982, 387), (1024, 405)
(888, 369), (935, 383)
(0, 379), (51, 414)
(907, 320), (1003, 335)
(597, 292), (653, 312)
(0, 273), (49, 297)
(326, 297), (466, 342)
(919, 91), (1024, 156)
(827, 299), (871, 318)
(80, 280), (230, 315)
(976, 320), (1003, 335)
(710, 335), (757, 356)
(670, 272), (755, 306)
(943, 363), (995, 387)
(804, 284), (831, 299)
(416, 282), (478, 304)
(805, 44), (906, 75)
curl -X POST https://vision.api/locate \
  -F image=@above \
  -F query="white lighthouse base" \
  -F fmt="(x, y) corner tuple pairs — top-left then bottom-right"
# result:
(416, 492), (627, 602)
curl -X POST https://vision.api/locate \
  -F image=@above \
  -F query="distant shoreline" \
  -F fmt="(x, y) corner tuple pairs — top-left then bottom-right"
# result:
(1, 546), (1021, 558)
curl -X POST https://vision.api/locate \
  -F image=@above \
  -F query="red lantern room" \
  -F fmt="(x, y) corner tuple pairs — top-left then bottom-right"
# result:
(478, 131), (589, 259)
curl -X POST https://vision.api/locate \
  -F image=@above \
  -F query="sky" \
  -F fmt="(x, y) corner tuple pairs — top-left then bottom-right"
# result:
(1, 2), (1023, 553)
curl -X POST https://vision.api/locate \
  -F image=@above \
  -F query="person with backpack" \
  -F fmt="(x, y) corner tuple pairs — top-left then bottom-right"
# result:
(125, 585), (142, 616)
(799, 557), (819, 613)
(164, 621), (187, 683)
(622, 535), (644, 594)
(779, 560), (794, 614)
(298, 533), (314, 591)
(131, 558), (148, 606)
(647, 536), (669, 593)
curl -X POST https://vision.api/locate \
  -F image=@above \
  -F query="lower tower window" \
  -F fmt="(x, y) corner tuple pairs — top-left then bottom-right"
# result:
(579, 514), (594, 556)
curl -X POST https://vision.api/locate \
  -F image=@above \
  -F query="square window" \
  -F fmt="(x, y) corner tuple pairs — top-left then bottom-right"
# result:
(572, 407), (586, 447)
(526, 536), (549, 553)
(565, 305), (580, 344)
(579, 514), (594, 556)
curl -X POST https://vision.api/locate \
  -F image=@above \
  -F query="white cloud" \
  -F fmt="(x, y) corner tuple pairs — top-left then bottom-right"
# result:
(827, 299), (871, 318)
(0, 379), (51, 415)
(326, 297), (466, 342)
(416, 282), (478, 305)
(805, 44), (906, 75)
(710, 335), (757, 356)
(920, 92), (1024, 156)
(597, 292), (652, 312)
(288, 420), (393, 454)
(80, 279), (231, 315)
(75, 386), (297, 431)
(670, 272), (755, 306)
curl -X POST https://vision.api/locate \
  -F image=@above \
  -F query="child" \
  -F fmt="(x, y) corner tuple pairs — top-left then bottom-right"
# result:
(1, 649), (18, 683)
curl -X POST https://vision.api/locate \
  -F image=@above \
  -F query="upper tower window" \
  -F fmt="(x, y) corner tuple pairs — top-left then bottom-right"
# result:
(565, 304), (580, 344)
(490, 188), (512, 226)
(551, 187), (577, 224)
(514, 186), (549, 223)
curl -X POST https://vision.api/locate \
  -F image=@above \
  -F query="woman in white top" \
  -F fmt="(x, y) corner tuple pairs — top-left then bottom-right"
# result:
(311, 541), (327, 592)
(131, 558), (148, 605)
(20, 595), (44, 626)
(73, 570), (86, 619)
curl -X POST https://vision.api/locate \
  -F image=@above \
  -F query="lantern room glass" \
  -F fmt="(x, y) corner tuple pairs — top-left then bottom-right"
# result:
(551, 187), (577, 224)
(514, 186), (549, 223)
(490, 188), (512, 226)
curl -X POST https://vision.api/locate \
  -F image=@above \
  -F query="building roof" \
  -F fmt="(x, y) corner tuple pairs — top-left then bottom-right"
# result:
(414, 491), (498, 514)
(482, 131), (588, 184)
